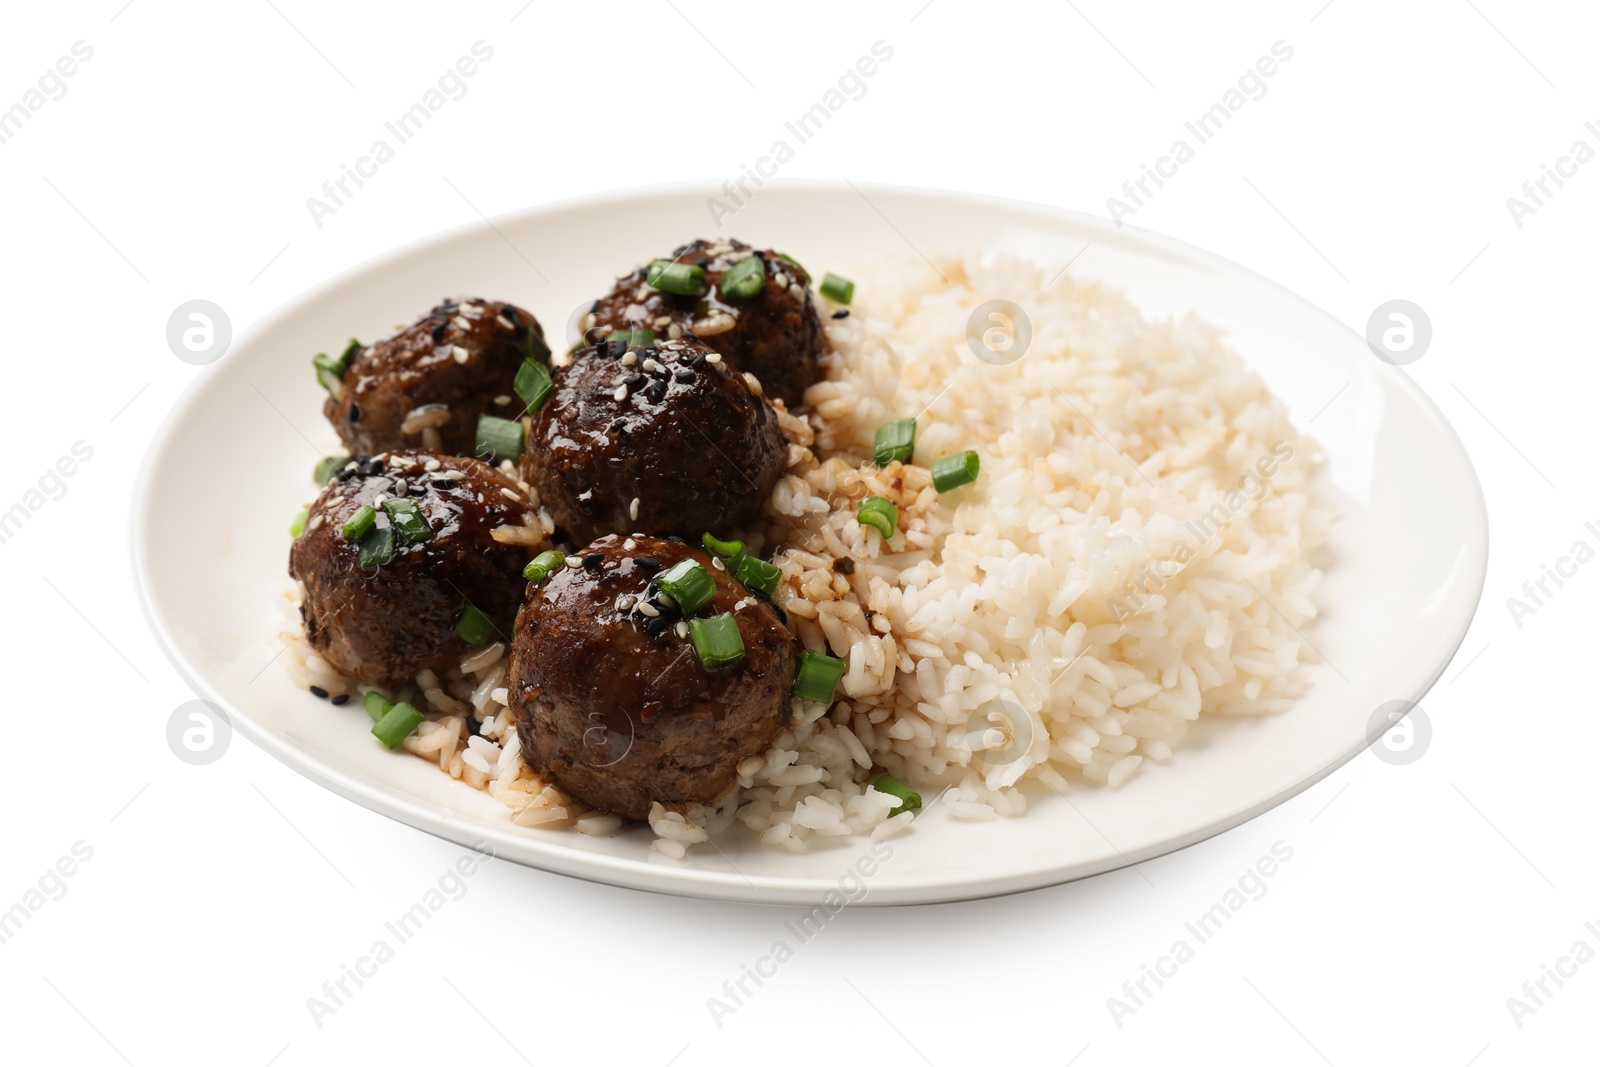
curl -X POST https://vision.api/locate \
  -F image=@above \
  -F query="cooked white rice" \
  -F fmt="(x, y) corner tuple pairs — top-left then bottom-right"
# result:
(281, 249), (1328, 855)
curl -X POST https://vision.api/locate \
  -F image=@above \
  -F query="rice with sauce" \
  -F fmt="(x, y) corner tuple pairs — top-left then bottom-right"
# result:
(281, 249), (1329, 854)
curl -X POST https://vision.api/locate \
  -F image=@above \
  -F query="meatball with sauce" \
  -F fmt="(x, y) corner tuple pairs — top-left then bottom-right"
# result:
(508, 534), (796, 820)
(321, 298), (548, 457)
(583, 238), (825, 408)
(289, 451), (540, 686)
(523, 337), (786, 544)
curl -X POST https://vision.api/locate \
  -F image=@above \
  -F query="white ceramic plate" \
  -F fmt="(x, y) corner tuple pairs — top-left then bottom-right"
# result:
(133, 183), (1488, 906)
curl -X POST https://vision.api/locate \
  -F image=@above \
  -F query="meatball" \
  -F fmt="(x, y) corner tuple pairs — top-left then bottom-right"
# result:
(523, 337), (786, 544)
(508, 534), (796, 819)
(322, 297), (548, 456)
(289, 451), (539, 686)
(584, 238), (824, 407)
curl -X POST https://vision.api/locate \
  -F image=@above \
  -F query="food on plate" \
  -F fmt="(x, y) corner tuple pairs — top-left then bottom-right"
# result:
(581, 238), (825, 407)
(280, 242), (1329, 857)
(506, 534), (796, 820)
(289, 451), (540, 685)
(523, 336), (786, 543)
(317, 297), (549, 457)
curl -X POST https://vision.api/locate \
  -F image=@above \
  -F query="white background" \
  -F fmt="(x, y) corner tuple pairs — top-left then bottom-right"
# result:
(1, 1), (1593, 1063)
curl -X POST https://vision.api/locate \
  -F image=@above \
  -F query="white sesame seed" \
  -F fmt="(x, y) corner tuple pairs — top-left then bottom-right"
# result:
(500, 487), (521, 502)
(327, 495), (344, 507)
(773, 271), (789, 288)
(653, 315), (672, 328)
(705, 352), (722, 364)
(452, 345), (470, 363)
(675, 620), (689, 638)
(308, 514), (324, 530)
(642, 358), (664, 374)
(495, 315), (514, 330)
(613, 384), (628, 401)
(621, 351), (637, 366)
(629, 497), (640, 520)
(637, 601), (659, 618)
(623, 538), (637, 550)
(394, 479), (408, 497)
(666, 324), (683, 340)
(458, 302), (483, 318)
(499, 459), (516, 473)
(743, 372), (762, 395)
(424, 458), (441, 471)
(565, 556), (582, 568)
(452, 316), (472, 332)
(494, 394), (512, 405)
(619, 595), (636, 610)
(374, 493), (389, 505)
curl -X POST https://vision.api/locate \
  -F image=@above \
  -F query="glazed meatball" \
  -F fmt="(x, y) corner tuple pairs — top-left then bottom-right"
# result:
(523, 337), (786, 544)
(322, 298), (548, 456)
(509, 534), (796, 819)
(583, 238), (824, 407)
(289, 451), (540, 686)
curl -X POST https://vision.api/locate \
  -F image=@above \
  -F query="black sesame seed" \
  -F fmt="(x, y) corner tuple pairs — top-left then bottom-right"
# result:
(833, 557), (856, 574)
(501, 304), (520, 323)
(674, 369), (696, 384)
(646, 381), (667, 404)
(331, 693), (350, 706)
(589, 299), (600, 313)
(583, 552), (605, 570)
(771, 603), (788, 625)
(633, 555), (662, 572)
(832, 308), (850, 319)
(644, 615), (669, 638)
(665, 535), (687, 544)
(431, 321), (448, 342)
(309, 685), (329, 699)
(609, 339), (627, 359)
(694, 256), (709, 267)
(348, 402), (362, 423)
(466, 716), (483, 737)
(623, 372), (643, 387)
(608, 417), (626, 433)
(688, 352), (706, 367)
(432, 478), (455, 490)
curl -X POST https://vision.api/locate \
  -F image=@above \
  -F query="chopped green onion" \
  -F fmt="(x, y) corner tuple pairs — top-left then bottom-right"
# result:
(342, 504), (376, 541)
(518, 328), (552, 365)
(357, 526), (396, 569)
(646, 259), (707, 297)
(454, 603), (496, 647)
(313, 352), (346, 395)
(514, 358), (552, 415)
(364, 690), (394, 723)
(689, 612), (745, 670)
(605, 328), (656, 348)
(289, 507), (310, 538)
(314, 455), (349, 485)
(931, 450), (981, 492)
(857, 496), (898, 539)
(523, 549), (565, 582)
(654, 559), (715, 616)
(381, 498), (432, 544)
(339, 338), (362, 364)
(701, 532), (745, 577)
(873, 418), (916, 465)
(720, 256), (765, 301)
(735, 555), (781, 597)
(475, 414), (523, 462)
(872, 772), (921, 815)
(820, 272), (854, 304)
(371, 700), (423, 748)
(793, 649), (846, 703)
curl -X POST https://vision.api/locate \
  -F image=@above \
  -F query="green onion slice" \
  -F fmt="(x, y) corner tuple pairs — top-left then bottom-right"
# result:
(931, 450), (980, 492)
(605, 328), (656, 349)
(475, 414), (524, 463)
(701, 532), (745, 561)
(872, 772), (922, 815)
(314, 455), (348, 485)
(514, 358), (552, 415)
(820, 272), (854, 304)
(720, 256), (765, 301)
(289, 507), (310, 538)
(523, 549), (565, 583)
(357, 526), (395, 569)
(654, 558), (715, 616)
(857, 496), (898, 539)
(380, 498), (432, 544)
(454, 603), (496, 647)
(689, 612), (745, 670)
(342, 504), (376, 541)
(646, 259), (707, 297)
(518, 328), (552, 365)
(735, 555), (781, 597)
(371, 700), (423, 748)
(873, 418), (916, 466)
(792, 649), (845, 703)
(364, 689), (394, 723)
(313, 339), (362, 395)
(775, 251), (808, 282)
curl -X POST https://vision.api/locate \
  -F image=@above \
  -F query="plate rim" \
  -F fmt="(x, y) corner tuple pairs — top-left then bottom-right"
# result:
(130, 179), (1491, 906)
